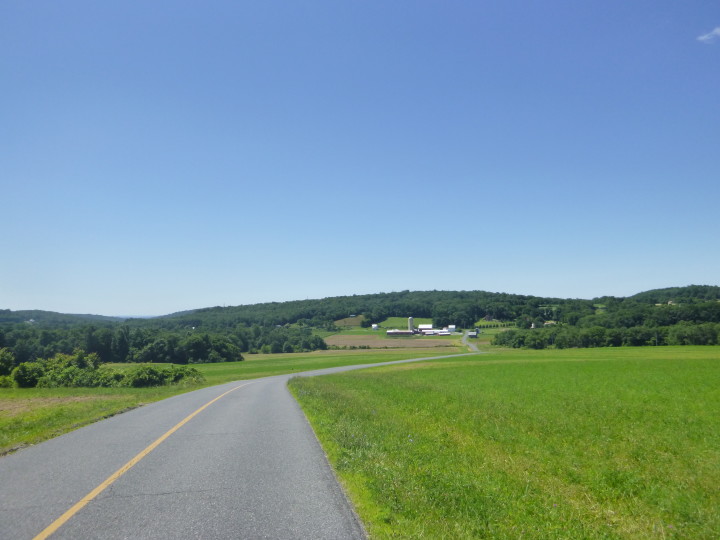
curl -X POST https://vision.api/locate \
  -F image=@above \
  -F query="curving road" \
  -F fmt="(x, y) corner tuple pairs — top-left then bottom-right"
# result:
(0, 354), (472, 539)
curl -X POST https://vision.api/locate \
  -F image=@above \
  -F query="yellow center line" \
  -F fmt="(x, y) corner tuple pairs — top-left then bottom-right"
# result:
(34, 381), (255, 540)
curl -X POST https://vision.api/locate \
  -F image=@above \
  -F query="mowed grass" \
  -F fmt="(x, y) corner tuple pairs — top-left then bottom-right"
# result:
(289, 346), (720, 539)
(0, 386), (182, 455)
(380, 317), (433, 329)
(0, 349), (458, 455)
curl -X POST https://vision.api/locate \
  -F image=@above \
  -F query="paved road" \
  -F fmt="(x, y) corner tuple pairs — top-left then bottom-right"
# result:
(462, 331), (480, 352)
(0, 353), (472, 539)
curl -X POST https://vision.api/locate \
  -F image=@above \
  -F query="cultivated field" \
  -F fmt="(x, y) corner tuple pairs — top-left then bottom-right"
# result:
(290, 346), (720, 539)
(325, 334), (461, 349)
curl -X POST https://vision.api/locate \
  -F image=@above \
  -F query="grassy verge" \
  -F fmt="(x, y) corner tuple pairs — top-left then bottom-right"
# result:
(289, 346), (720, 539)
(0, 386), (182, 455)
(0, 349), (458, 455)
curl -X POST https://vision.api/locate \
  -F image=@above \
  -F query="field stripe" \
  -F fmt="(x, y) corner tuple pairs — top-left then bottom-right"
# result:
(33, 381), (255, 540)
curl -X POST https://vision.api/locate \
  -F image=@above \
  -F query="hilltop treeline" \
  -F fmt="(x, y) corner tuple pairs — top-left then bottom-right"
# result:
(128, 290), (568, 330)
(1, 286), (719, 371)
(494, 286), (720, 349)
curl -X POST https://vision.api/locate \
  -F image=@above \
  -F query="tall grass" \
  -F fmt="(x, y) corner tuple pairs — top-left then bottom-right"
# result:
(290, 347), (720, 539)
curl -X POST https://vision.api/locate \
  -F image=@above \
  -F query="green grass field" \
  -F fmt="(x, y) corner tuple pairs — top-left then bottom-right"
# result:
(289, 346), (720, 539)
(380, 317), (433, 329)
(0, 349), (457, 455)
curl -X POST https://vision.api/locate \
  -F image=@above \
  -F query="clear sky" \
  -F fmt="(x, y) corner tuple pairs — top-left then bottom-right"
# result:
(2, 1), (719, 316)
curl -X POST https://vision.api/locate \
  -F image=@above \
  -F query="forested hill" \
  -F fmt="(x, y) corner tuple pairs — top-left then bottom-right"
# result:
(628, 285), (720, 304)
(126, 290), (566, 331)
(4, 285), (720, 331)
(1, 285), (719, 368)
(134, 286), (720, 331)
(0, 309), (123, 327)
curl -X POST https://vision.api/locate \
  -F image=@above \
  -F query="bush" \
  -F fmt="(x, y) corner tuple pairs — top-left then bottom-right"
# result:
(12, 362), (46, 388)
(0, 375), (14, 388)
(164, 365), (204, 385)
(37, 365), (102, 388)
(0, 348), (16, 376)
(122, 366), (167, 387)
(120, 365), (204, 387)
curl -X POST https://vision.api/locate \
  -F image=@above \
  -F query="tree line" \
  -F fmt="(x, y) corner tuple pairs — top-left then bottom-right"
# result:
(494, 321), (720, 349)
(2, 286), (719, 369)
(0, 323), (329, 369)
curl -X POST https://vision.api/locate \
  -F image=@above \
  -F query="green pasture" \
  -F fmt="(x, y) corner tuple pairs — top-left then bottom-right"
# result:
(379, 317), (433, 329)
(0, 349), (458, 455)
(195, 349), (451, 385)
(334, 315), (366, 327)
(474, 319), (515, 328)
(290, 346), (720, 539)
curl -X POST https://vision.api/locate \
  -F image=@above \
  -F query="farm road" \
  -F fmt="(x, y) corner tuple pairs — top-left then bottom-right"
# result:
(0, 353), (474, 540)
(462, 331), (480, 351)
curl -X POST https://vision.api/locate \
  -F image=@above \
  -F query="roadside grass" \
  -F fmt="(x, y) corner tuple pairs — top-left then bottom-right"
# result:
(195, 349), (457, 385)
(0, 386), (182, 455)
(289, 346), (720, 539)
(0, 349), (460, 455)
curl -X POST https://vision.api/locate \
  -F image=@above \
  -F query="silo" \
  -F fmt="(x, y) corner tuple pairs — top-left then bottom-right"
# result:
(408, 317), (414, 332)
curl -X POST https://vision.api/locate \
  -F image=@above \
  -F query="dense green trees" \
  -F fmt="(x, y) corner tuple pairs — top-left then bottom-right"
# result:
(494, 322), (720, 349)
(0, 318), (332, 366)
(2, 286), (719, 362)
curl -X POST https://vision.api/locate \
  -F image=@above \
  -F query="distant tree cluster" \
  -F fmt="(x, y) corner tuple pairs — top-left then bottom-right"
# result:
(494, 291), (720, 349)
(494, 322), (720, 349)
(0, 321), (332, 369)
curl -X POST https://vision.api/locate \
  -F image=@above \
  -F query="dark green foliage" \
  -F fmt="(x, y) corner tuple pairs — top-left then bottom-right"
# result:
(121, 365), (167, 387)
(494, 323), (719, 349)
(0, 348), (15, 376)
(629, 285), (720, 304)
(12, 362), (46, 388)
(9, 350), (206, 388)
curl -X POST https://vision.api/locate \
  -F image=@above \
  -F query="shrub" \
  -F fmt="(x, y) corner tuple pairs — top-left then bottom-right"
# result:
(122, 365), (167, 387)
(0, 348), (16, 376)
(0, 375), (14, 388)
(97, 368), (126, 388)
(12, 362), (46, 388)
(120, 365), (205, 387)
(164, 365), (204, 385)
(37, 365), (102, 388)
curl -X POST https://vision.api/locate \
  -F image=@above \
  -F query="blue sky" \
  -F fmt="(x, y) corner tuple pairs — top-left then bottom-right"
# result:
(2, 1), (719, 316)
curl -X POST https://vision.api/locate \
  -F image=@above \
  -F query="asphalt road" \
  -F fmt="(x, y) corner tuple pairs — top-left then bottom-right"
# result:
(0, 353), (471, 539)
